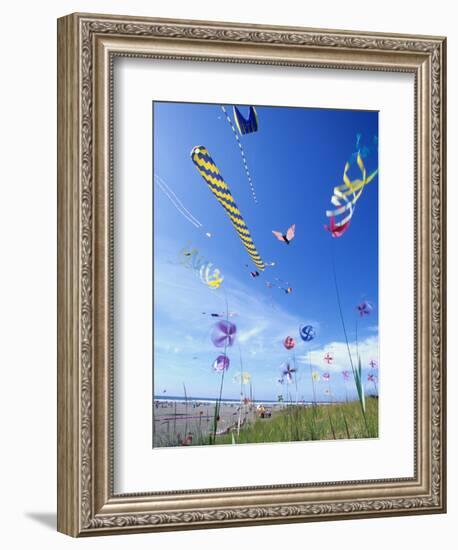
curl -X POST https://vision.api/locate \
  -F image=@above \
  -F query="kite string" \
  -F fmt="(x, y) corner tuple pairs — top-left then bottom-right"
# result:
(220, 105), (258, 204)
(155, 174), (203, 229)
(331, 241), (369, 434)
(155, 175), (203, 227)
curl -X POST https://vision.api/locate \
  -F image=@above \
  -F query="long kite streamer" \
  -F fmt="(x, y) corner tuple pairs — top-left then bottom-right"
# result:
(191, 145), (265, 271)
(221, 105), (258, 204)
(325, 152), (378, 235)
(178, 244), (224, 289)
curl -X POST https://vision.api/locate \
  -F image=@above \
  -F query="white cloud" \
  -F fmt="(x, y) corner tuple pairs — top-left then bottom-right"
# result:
(297, 335), (379, 373)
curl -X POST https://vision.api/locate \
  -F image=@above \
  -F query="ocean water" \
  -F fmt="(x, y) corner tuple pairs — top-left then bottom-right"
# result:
(153, 395), (314, 405)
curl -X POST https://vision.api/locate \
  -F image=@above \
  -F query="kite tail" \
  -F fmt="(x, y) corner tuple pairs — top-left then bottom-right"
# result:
(221, 105), (258, 204)
(331, 243), (369, 434)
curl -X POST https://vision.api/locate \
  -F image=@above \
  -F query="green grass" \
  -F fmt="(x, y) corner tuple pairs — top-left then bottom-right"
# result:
(213, 398), (378, 445)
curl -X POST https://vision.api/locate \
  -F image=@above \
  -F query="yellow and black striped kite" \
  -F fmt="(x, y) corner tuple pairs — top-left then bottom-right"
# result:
(190, 145), (265, 271)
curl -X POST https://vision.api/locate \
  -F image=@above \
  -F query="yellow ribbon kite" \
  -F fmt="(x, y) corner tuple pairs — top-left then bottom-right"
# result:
(326, 152), (378, 229)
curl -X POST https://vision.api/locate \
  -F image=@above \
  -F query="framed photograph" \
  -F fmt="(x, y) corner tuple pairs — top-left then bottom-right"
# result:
(57, 13), (446, 536)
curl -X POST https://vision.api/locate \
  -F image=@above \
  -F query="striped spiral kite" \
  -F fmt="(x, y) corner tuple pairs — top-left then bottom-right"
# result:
(190, 145), (265, 271)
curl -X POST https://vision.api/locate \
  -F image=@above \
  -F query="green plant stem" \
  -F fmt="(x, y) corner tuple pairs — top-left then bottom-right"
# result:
(183, 382), (188, 439)
(331, 248), (370, 435)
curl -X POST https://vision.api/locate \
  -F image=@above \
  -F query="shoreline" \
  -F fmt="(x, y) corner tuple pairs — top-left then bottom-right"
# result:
(152, 399), (352, 447)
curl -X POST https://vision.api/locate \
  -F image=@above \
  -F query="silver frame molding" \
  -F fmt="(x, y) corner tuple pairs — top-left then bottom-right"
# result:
(57, 12), (446, 536)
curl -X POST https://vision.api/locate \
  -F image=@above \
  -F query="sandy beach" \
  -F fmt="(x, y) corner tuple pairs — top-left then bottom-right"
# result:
(153, 400), (284, 447)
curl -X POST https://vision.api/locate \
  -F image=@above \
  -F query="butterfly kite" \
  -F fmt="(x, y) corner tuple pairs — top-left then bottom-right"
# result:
(245, 264), (260, 278)
(272, 224), (295, 245)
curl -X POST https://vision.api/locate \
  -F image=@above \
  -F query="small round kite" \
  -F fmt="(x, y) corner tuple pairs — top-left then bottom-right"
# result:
(299, 325), (316, 342)
(211, 320), (237, 348)
(283, 336), (296, 350)
(212, 355), (230, 372)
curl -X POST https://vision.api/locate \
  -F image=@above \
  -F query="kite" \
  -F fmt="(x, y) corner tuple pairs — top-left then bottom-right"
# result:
(342, 370), (351, 381)
(199, 263), (224, 289)
(325, 216), (351, 238)
(191, 145), (265, 271)
(265, 277), (293, 295)
(322, 372), (331, 382)
(233, 371), (251, 385)
(233, 105), (259, 135)
(211, 320), (237, 348)
(283, 336), (296, 350)
(220, 106), (258, 203)
(299, 325), (316, 342)
(212, 355), (230, 373)
(348, 134), (378, 169)
(272, 224), (295, 245)
(179, 244), (224, 289)
(325, 152), (378, 237)
(245, 264), (260, 278)
(357, 301), (373, 317)
(280, 361), (297, 384)
(324, 352), (333, 365)
(202, 311), (237, 318)
(369, 359), (378, 369)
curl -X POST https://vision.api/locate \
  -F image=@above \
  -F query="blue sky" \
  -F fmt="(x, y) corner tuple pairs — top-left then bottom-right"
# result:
(153, 102), (379, 402)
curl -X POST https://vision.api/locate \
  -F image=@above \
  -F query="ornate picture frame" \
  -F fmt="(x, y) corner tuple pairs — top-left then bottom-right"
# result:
(57, 12), (446, 536)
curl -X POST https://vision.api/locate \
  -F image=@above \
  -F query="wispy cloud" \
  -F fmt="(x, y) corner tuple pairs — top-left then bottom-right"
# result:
(154, 240), (378, 400)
